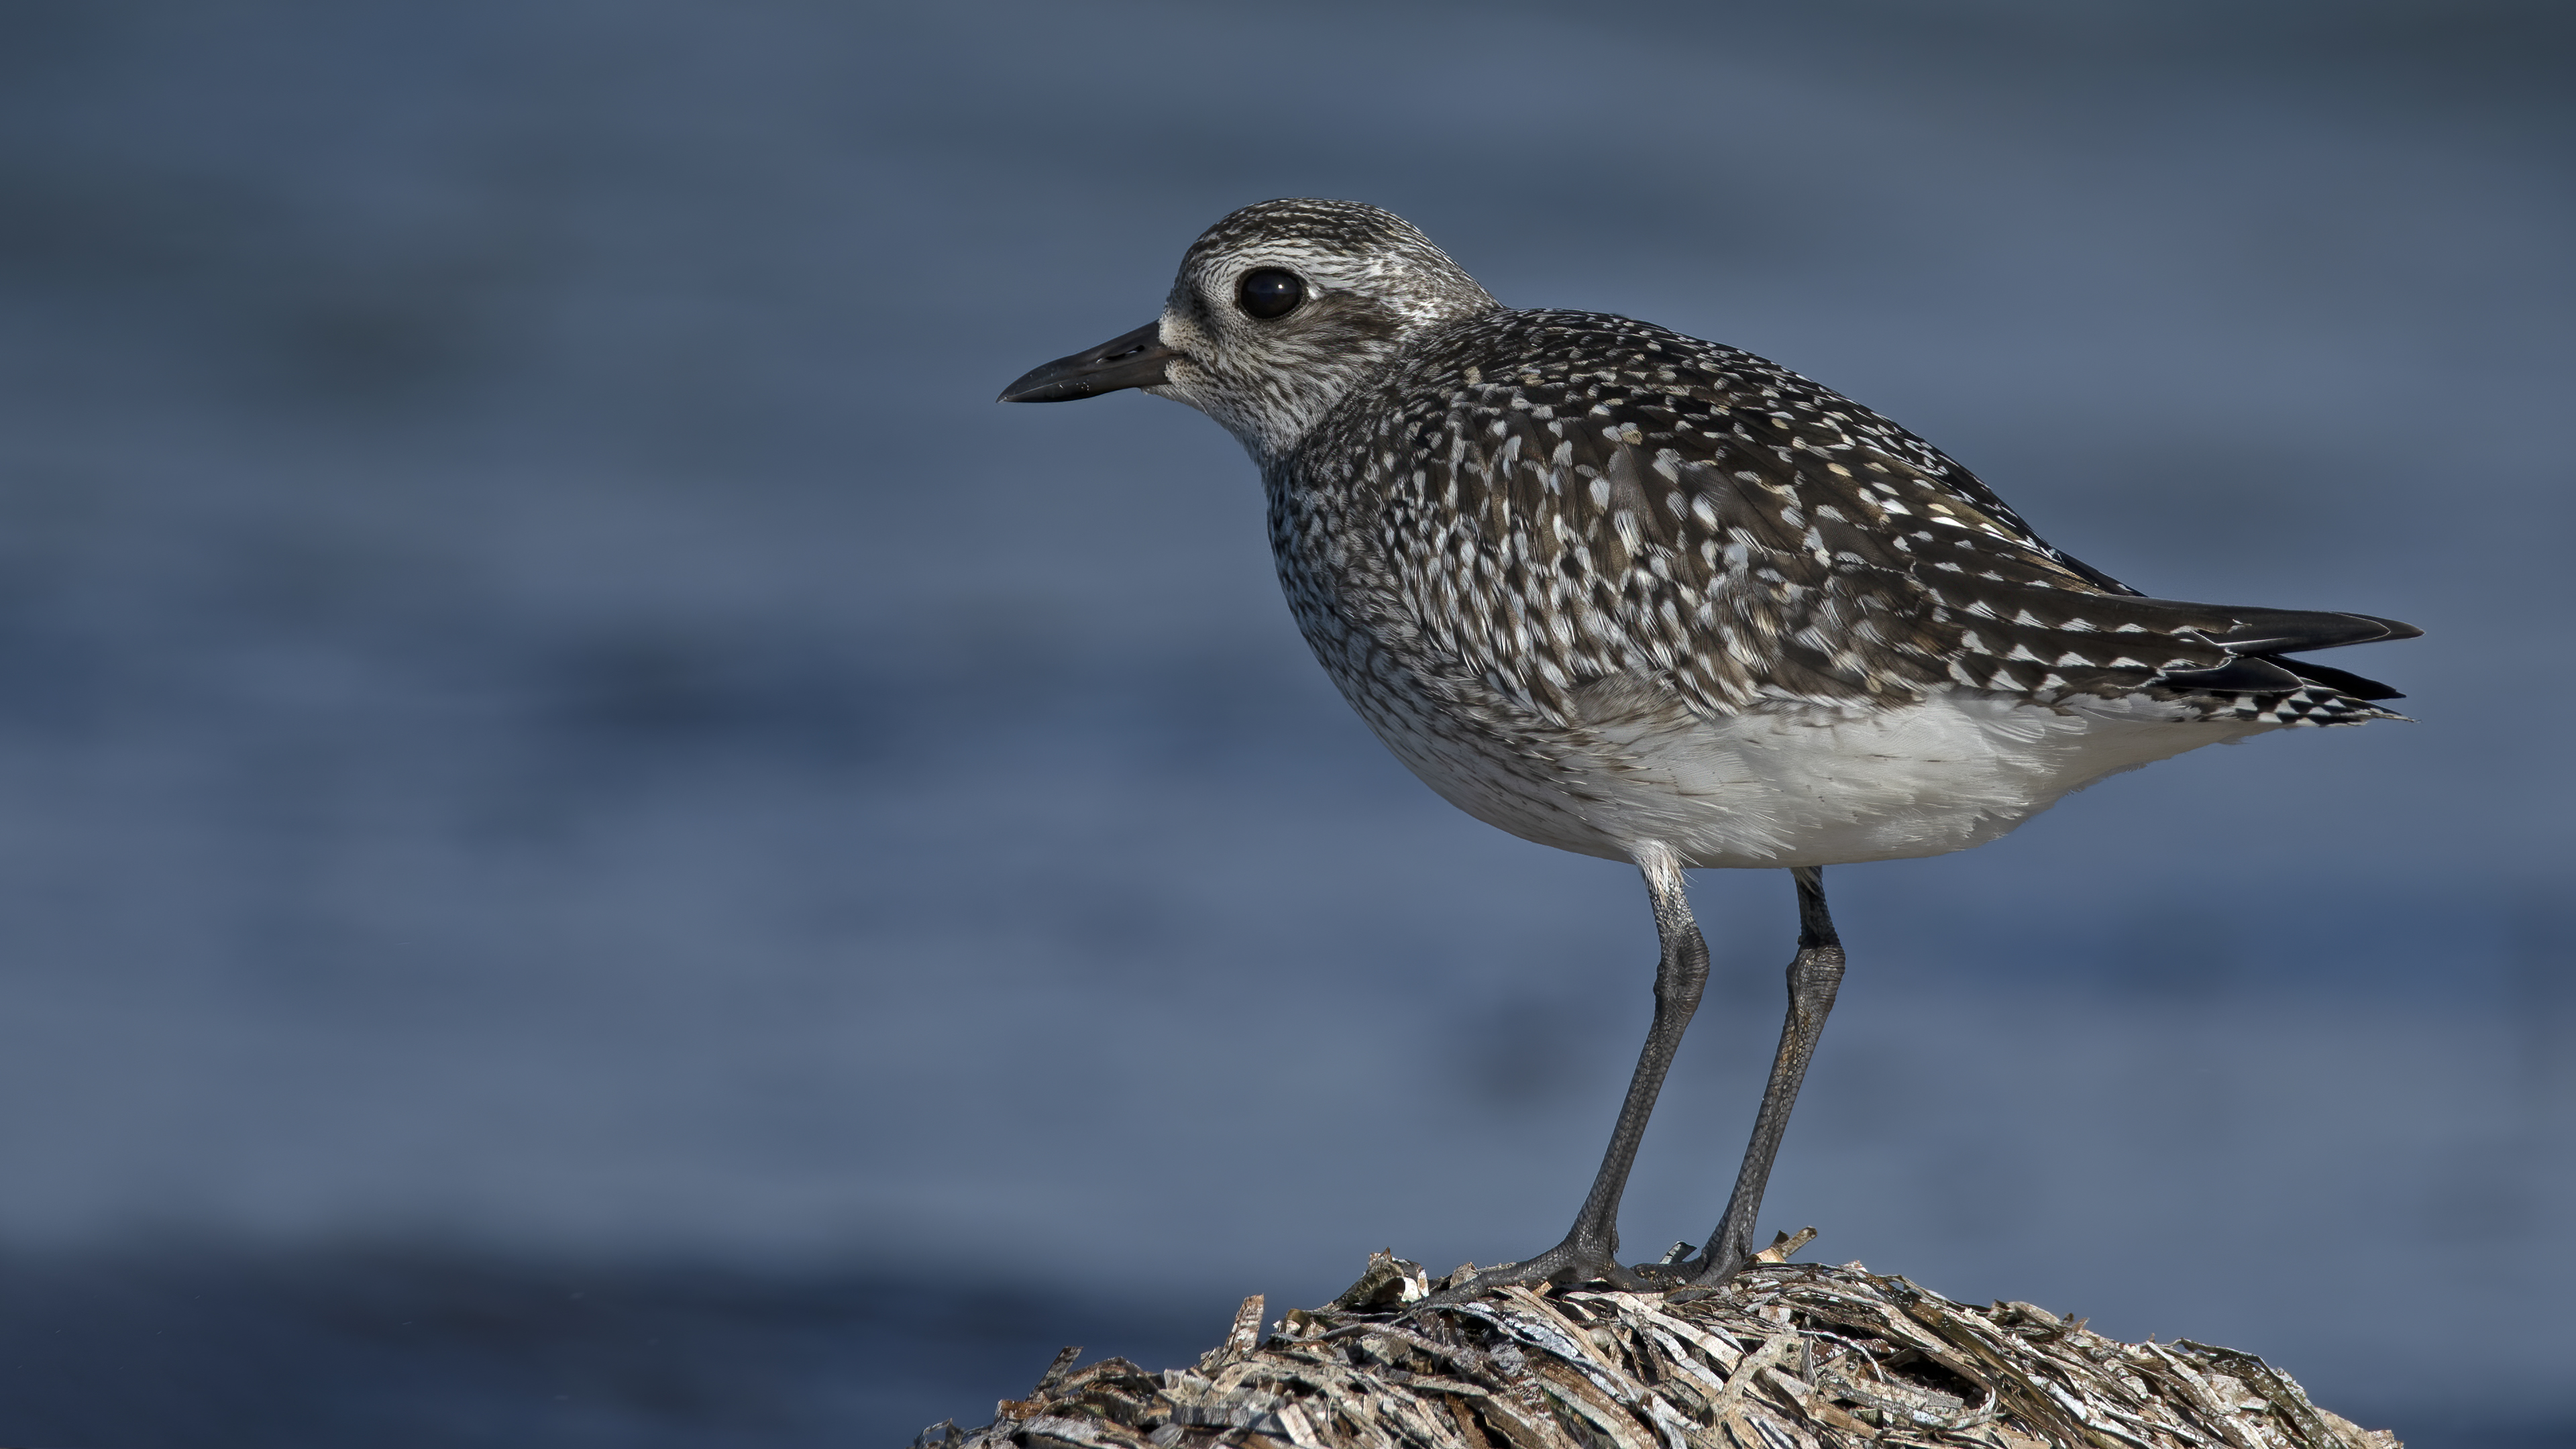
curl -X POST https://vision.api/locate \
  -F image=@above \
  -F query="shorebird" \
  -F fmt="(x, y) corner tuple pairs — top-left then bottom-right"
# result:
(998, 199), (2418, 1297)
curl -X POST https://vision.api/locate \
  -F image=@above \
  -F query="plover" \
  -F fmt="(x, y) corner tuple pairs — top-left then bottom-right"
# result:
(1000, 199), (2418, 1296)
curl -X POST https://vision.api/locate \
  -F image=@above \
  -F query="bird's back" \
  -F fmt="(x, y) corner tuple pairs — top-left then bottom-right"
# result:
(1263, 308), (2413, 865)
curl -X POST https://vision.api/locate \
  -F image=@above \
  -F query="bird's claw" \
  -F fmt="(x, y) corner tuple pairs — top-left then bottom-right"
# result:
(1413, 1238), (1693, 1308)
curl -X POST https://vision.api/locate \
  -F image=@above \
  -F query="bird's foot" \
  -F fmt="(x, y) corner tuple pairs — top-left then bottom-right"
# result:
(1415, 1236), (1692, 1307)
(1668, 1226), (1817, 1299)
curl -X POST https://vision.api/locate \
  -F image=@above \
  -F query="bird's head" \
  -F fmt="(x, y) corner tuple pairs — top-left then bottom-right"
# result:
(1000, 199), (1499, 464)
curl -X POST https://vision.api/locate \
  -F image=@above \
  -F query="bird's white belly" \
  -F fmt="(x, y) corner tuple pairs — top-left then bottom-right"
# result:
(1389, 689), (2271, 869)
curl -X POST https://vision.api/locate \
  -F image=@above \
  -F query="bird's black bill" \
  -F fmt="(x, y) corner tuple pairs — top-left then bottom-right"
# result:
(998, 322), (1176, 402)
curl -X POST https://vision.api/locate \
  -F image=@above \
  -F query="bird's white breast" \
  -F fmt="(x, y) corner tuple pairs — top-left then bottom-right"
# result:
(1373, 687), (2271, 869)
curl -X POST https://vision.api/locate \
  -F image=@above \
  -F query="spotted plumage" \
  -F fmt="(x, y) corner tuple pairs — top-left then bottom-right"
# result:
(1307, 307), (2409, 729)
(1001, 199), (2421, 1291)
(1110, 203), (2417, 867)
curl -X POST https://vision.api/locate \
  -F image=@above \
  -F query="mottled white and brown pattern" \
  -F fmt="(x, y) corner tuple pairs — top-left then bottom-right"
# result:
(1132, 200), (2416, 868)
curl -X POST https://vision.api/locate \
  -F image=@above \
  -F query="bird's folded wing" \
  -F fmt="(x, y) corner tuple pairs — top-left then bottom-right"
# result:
(1377, 325), (2414, 719)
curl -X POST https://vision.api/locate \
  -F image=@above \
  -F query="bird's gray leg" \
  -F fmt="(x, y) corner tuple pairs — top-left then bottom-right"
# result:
(1426, 845), (1707, 1301)
(1688, 865), (1843, 1287)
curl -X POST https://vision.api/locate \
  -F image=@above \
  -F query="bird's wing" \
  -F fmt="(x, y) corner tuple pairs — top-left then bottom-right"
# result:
(1370, 311), (2416, 723)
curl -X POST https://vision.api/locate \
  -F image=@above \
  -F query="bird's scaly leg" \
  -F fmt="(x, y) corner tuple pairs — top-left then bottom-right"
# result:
(1426, 845), (1707, 1301)
(1688, 865), (1844, 1287)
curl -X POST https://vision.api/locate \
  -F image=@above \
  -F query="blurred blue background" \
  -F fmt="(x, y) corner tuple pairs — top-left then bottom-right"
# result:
(0, 1), (2567, 1444)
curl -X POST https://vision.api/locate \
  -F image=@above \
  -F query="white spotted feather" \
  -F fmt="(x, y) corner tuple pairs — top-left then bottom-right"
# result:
(1138, 200), (2418, 870)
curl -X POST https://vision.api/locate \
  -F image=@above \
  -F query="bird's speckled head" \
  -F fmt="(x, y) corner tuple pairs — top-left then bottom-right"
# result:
(1149, 200), (1501, 464)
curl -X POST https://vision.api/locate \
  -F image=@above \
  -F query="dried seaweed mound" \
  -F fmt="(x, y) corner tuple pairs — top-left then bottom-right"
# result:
(919, 1244), (2400, 1449)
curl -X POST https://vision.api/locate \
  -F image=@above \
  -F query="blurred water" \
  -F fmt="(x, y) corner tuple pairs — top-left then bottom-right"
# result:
(0, 1), (2569, 1444)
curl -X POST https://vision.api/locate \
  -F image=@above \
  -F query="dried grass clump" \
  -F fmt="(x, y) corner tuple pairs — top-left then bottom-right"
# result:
(920, 1241), (2400, 1449)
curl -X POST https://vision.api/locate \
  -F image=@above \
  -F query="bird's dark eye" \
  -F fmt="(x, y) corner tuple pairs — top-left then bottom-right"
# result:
(1237, 268), (1305, 319)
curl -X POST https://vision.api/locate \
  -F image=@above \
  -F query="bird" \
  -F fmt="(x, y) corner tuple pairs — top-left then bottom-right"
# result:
(998, 198), (2419, 1298)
